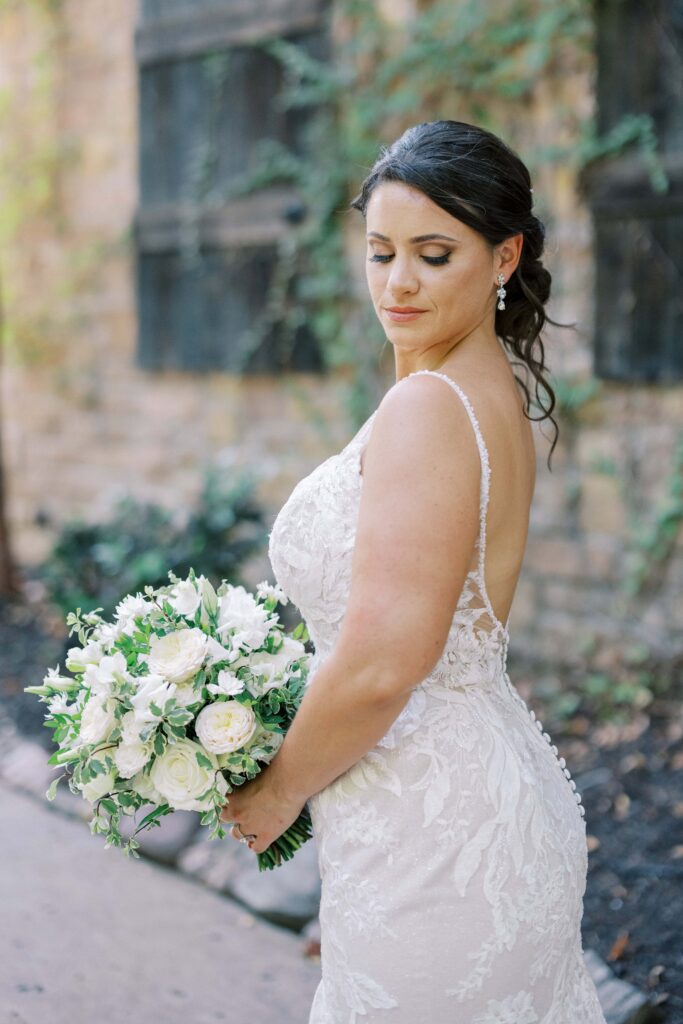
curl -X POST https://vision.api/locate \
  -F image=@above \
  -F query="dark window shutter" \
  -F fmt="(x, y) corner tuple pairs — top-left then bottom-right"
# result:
(134, 1), (328, 373)
(580, 0), (683, 382)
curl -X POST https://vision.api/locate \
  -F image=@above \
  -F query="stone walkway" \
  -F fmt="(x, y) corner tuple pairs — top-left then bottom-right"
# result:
(0, 780), (321, 1024)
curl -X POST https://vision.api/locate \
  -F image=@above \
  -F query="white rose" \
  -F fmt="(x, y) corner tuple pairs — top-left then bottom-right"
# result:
(167, 579), (201, 618)
(206, 668), (245, 697)
(146, 628), (208, 685)
(114, 741), (153, 779)
(246, 636), (307, 696)
(79, 695), (117, 746)
(130, 673), (177, 724)
(81, 768), (116, 805)
(149, 738), (227, 811)
(217, 586), (275, 651)
(130, 769), (164, 804)
(83, 651), (129, 698)
(195, 700), (257, 754)
(65, 640), (105, 673)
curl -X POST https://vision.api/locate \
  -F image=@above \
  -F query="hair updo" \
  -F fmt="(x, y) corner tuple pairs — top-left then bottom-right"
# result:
(350, 119), (566, 467)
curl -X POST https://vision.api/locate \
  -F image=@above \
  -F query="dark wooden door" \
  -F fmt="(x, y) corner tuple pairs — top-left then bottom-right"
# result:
(134, 0), (329, 373)
(581, 0), (683, 382)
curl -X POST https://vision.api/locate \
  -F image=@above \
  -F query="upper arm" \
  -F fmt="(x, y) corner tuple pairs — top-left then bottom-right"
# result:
(330, 375), (481, 700)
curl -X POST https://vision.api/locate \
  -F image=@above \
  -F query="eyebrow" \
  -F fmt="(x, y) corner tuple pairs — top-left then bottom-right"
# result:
(366, 231), (459, 243)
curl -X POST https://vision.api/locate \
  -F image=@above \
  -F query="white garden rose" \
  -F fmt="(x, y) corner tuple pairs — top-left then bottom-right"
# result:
(129, 673), (177, 724)
(246, 635), (307, 696)
(149, 738), (227, 811)
(120, 709), (146, 745)
(195, 700), (257, 754)
(217, 586), (275, 651)
(79, 695), (117, 746)
(167, 579), (201, 618)
(81, 768), (117, 805)
(114, 740), (153, 779)
(83, 651), (129, 698)
(146, 628), (208, 685)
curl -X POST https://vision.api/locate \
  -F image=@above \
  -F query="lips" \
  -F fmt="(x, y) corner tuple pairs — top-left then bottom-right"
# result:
(384, 306), (428, 323)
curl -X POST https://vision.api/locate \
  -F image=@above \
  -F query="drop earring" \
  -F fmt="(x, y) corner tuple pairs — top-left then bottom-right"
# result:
(496, 273), (506, 311)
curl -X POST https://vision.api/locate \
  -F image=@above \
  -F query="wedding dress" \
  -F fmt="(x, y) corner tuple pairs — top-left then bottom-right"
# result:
(268, 369), (606, 1023)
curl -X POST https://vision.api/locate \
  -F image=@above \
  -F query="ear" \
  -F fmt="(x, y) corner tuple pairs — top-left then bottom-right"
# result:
(495, 232), (524, 280)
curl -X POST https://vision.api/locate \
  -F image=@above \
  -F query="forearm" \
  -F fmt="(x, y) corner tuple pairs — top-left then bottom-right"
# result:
(268, 654), (414, 805)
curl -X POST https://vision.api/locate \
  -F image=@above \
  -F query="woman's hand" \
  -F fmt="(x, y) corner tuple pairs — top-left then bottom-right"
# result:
(219, 767), (307, 855)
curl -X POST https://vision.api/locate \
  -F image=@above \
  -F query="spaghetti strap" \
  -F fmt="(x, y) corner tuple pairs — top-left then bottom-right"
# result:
(395, 368), (507, 637)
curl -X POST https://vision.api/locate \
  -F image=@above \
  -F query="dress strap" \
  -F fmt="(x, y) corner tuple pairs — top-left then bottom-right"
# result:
(396, 369), (503, 632)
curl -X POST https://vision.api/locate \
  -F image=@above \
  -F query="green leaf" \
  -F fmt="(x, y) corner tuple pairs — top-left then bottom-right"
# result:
(195, 750), (214, 770)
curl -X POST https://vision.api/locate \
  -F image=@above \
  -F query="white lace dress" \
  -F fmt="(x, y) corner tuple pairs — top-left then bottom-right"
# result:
(268, 369), (606, 1024)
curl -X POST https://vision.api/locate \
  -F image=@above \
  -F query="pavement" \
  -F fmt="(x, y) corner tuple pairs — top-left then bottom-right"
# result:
(0, 779), (321, 1024)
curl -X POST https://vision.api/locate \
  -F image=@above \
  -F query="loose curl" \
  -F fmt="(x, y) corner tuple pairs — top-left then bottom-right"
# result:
(350, 119), (570, 469)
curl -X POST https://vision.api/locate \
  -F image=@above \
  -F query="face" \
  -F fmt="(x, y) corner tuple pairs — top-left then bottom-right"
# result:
(364, 181), (519, 359)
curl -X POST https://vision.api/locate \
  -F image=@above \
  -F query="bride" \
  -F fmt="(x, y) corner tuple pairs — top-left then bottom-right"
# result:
(219, 120), (606, 1023)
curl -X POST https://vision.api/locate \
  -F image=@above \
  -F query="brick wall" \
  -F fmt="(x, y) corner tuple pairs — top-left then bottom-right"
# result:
(0, 0), (681, 668)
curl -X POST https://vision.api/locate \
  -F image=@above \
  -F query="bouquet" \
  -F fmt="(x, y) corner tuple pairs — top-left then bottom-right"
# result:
(24, 569), (313, 871)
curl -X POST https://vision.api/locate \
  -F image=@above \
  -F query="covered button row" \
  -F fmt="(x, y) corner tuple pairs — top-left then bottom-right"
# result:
(529, 709), (585, 818)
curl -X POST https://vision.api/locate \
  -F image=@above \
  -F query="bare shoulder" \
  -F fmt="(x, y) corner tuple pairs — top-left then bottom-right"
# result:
(363, 371), (482, 485)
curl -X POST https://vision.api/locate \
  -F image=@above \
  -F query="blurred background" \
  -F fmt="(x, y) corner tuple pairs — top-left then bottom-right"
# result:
(0, 1), (681, 1022)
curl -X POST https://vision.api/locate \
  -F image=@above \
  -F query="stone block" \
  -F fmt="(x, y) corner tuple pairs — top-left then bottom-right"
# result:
(579, 475), (627, 536)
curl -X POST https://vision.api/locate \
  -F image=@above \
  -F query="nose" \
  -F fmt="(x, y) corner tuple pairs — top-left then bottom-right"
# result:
(386, 254), (419, 296)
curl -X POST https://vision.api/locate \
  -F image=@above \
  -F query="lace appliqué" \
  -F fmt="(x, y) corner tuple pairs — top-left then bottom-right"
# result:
(268, 369), (605, 1024)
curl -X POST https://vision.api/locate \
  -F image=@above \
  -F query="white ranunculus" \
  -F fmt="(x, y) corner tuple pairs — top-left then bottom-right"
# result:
(195, 700), (257, 754)
(114, 740), (153, 779)
(246, 635), (307, 696)
(79, 695), (117, 746)
(83, 651), (129, 698)
(146, 628), (208, 685)
(167, 579), (201, 618)
(149, 738), (227, 811)
(206, 668), (245, 698)
(129, 673), (177, 724)
(65, 640), (105, 673)
(130, 769), (164, 804)
(81, 768), (117, 805)
(216, 585), (276, 651)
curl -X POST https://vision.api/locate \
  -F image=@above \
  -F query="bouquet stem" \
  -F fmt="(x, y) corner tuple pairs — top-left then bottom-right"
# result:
(256, 804), (313, 872)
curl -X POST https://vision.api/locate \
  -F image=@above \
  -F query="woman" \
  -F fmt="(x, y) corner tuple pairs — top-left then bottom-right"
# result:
(220, 120), (606, 1023)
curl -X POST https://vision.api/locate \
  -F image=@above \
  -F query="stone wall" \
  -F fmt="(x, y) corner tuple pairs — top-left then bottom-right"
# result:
(0, 0), (681, 668)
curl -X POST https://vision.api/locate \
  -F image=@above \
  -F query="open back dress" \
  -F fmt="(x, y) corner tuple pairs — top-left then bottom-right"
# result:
(268, 369), (606, 1024)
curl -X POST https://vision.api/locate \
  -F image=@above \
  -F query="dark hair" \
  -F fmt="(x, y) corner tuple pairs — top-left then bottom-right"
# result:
(350, 119), (569, 469)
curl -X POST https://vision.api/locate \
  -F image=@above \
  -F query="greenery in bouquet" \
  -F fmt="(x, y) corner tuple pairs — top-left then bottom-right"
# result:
(24, 569), (313, 871)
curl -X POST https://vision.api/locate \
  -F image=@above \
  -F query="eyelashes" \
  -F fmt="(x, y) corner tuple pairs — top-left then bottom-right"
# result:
(368, 253), (451, 266)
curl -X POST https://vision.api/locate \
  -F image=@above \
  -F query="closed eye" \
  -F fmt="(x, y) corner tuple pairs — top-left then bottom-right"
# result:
(369, 253), (451, 266)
